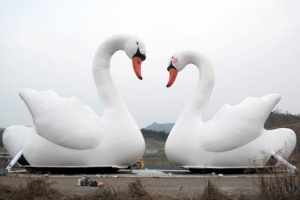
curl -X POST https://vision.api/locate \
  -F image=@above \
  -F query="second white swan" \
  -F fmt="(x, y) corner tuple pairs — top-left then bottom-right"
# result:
(3, 34), (146, 171)
(165, 50), (296, 170)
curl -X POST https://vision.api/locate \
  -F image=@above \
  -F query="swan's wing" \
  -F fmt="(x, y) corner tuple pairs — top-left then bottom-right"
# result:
(201, 94), (281, 152)
(19, 88), (103, 150)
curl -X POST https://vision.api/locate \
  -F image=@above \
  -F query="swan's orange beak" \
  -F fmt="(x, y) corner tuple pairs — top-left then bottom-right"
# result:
(132, 57), (143, 80)
(166, 68), (178, 87)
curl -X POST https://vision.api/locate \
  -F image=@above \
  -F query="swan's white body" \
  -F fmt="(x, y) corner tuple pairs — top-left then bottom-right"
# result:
(3, 34), (146, 168)
(165, 50), (296, 169)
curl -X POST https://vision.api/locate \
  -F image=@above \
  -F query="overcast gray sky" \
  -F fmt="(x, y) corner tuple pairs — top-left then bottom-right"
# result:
(1, 0), (300, 129)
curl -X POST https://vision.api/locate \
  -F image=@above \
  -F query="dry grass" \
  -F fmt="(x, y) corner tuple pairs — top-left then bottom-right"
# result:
(0, 176), (249, 200)
(0, 177), (77, 200)
(143, 154), (178, 168)
(1, 157), (299, 200)
(144, 138), (165, 150)
(0, 177), (159, 200)
(248, 147), (300, 200)
(82, 178), (247, 200)
(252, 167), (300, 200)
(82, 178), (153, 200)
(198, 180), (231, 200)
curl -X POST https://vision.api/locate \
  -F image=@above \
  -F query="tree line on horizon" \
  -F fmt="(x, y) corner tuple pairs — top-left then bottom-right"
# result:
(141, 128), (169, 141)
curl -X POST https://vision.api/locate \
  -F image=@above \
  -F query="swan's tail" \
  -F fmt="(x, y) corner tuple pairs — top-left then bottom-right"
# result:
(261, 94), (281, 113)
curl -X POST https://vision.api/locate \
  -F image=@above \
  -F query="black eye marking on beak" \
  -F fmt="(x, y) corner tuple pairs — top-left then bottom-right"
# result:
(132, 47), (146, 61)
(167, 62), (175, 71)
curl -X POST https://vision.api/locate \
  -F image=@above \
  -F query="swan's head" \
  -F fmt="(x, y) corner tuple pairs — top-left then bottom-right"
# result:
(166, 52), (188, 87)
(124, 36), (146, 80)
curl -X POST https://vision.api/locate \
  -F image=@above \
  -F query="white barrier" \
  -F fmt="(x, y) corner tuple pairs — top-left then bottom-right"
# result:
(271, 151), (297, 174)
(6, 150), (23, 171)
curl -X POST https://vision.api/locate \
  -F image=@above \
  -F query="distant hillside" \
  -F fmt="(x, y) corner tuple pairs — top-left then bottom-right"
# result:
(265, 112), (300, 128)
(0, 128), (5, 147)
(145, 122), (174, 133)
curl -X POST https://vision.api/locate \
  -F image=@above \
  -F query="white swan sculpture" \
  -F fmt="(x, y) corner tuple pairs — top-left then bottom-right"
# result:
(165, 50), (296, 170)
(3, 34), (146, 171)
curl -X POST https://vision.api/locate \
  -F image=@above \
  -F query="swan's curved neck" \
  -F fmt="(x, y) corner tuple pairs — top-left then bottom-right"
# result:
(181, 52), (215, 121)
(92, 35), (129, 113)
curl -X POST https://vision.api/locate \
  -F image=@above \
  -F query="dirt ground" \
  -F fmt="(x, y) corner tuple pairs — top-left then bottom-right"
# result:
(0, 171), (260, 198)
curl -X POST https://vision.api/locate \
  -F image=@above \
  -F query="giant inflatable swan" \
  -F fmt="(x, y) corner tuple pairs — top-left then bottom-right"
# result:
(165, 50), (296, 170)
(3, 34), (146, 171)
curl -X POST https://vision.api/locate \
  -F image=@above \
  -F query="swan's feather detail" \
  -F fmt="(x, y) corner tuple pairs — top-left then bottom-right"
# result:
(201, 94), (281, 152)
(19, 88), (103, 150)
